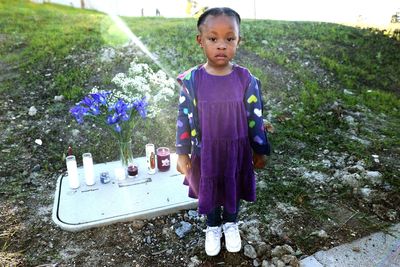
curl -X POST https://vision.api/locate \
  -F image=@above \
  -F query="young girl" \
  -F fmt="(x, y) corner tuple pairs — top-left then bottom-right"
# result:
(175, 7), (270, 256)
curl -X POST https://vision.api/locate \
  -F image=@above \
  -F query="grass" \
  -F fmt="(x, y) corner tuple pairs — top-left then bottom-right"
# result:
(0, 0), (127, 97)
(1, 0), (399, 260)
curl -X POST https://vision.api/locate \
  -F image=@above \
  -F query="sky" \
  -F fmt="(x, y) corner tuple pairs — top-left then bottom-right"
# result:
(43, 0), (400, 26)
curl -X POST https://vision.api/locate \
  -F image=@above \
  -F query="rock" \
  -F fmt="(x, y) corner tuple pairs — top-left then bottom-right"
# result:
(349, 135), (371, 146)
(32, 164), (41, 172)
(145, 236), (151, 244)
(261, 260), (273, 267)
(311, 230), (329, 238)
(101, 47), (116, 62)
(347, 165), (365, 173)
(268, 219), (285, 237)
(35, 139), (43, 146)
(71, 129), (80, 137)
(272, 257), (286, 267)
(162, 227), (172, 237)
(334, 155), (346, 168)
(387, 210), (398, 221)
(131, 220), (145, 230)
(365, 171), (382, 184)
(256, 242), (271, 258)
(242, 219), (263, 242)
(242, 219), (260, 230)
(28, 106), (37, 116)
(302, 171), (328, 183)
(344, 115), (355, 125)
(188, 256), (201, 267)
(271, 244), (295, 257)
(276, 202), (299, 215)
(371, 154), (380, 163)
(244, 244), (257, 259)
(343, 89), (354, 95)
(257, 180), (268, 189)
(341, 173), (361, 187)
(359, 187), (373, 200)
(175, 221), (192, 238)
(282, 254), (298, 265)
(253, 259), (260, 266)
(244, 225), (262, 243)
(188, 210), (199, 220)
(322, 159), (332, 168)
(54, 95), (64, 102)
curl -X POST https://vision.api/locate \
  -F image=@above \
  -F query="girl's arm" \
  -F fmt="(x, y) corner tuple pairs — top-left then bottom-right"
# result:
(177, 154), (191, 175)
(176, 84), (192, 155)
(245, 76), (271, 156)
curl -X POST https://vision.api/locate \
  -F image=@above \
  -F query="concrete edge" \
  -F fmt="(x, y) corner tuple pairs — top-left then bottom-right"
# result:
(52, 173), (198, 232)
(299, 255), (324, 267)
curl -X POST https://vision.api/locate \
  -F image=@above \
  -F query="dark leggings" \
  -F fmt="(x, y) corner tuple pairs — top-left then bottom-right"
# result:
(206, 202), (240, 227)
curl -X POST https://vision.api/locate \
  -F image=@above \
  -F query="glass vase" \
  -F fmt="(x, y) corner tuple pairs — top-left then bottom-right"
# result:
(118, 140), (135, 169)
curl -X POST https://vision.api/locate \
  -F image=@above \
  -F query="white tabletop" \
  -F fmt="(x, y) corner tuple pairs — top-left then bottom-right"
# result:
(52, 153), (198, 231)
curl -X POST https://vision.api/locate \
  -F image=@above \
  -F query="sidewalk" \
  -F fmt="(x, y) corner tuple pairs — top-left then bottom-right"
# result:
(300, 223), (400, 267)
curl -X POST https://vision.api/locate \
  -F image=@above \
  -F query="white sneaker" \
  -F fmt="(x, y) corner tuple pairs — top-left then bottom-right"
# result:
(223, 222), (241, 252)
(204, 226), (222, 256)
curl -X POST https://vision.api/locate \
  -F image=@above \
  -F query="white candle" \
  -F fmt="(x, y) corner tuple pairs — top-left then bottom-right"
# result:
(66, 155), (80, 189)
(82, 153), (95, 186)
(115, 166), (126, 181)
(146, 144), (156, 174)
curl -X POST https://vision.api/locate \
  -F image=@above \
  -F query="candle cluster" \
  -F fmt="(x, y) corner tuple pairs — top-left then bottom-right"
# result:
(65, 146), (172, 189)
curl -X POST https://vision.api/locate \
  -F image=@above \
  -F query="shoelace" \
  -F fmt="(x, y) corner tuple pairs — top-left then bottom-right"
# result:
(224, 223), (238, 236)
(204, 227), (221, 241)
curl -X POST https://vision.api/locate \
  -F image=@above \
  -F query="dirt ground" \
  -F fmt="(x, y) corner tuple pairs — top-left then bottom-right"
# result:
(1, 46), (399, 267)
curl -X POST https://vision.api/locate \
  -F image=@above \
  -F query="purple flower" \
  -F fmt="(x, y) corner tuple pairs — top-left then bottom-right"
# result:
(70, 105), (89, 124)
(91, 91), (110, 105)
(114, 123), (121, 132)
(132, 97), (148, 119)
(80, 95), (101, 115)
(70, 91), (148, 135)
(114, 99), (130, 121)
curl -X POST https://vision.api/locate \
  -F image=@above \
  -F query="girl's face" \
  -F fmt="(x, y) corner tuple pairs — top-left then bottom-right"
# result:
(196, 15), (240, 71)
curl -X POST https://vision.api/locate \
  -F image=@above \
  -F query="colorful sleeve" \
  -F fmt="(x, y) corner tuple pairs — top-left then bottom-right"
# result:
(175, 83), (192, 154)
(245, 76), (271, 155)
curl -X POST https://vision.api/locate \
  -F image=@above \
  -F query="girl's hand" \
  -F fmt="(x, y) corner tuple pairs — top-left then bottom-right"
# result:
(177, 154), (191, 176)
(253, 153), (267, 169)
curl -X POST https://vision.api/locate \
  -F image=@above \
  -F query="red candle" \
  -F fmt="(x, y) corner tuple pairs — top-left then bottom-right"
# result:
(127, 164), (138, 177)
(157, 147), (170, 172)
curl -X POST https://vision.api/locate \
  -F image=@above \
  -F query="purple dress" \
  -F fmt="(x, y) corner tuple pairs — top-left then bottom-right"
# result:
(185, 65), (256, 215)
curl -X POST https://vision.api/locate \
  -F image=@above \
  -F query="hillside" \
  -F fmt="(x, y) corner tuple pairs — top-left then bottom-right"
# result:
(0, 0), (399, 266)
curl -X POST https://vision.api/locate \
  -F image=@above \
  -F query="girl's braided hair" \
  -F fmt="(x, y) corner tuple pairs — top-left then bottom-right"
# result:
(197, 7), (241, 32)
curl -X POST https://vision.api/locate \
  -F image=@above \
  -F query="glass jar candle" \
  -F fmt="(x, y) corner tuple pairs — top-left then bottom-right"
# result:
(157, 147), (170, 172)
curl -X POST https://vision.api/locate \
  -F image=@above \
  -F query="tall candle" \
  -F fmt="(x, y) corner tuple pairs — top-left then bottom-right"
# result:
(115, 166), (126, 181)
(66, 155), (80, 189)
(82, 153), (95, 186)
(146, 144), (156, 174)
(157, 147), (170, 172)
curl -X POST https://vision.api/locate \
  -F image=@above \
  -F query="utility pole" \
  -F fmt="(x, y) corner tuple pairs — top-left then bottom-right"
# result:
(253, 0), (256, 20)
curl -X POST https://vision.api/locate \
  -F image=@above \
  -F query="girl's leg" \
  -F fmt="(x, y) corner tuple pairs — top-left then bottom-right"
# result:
(222, 201), (241, 253)
(206, 206), (222, 226)
(205, 206), (223, 256)
(222, 201), (240, 223)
